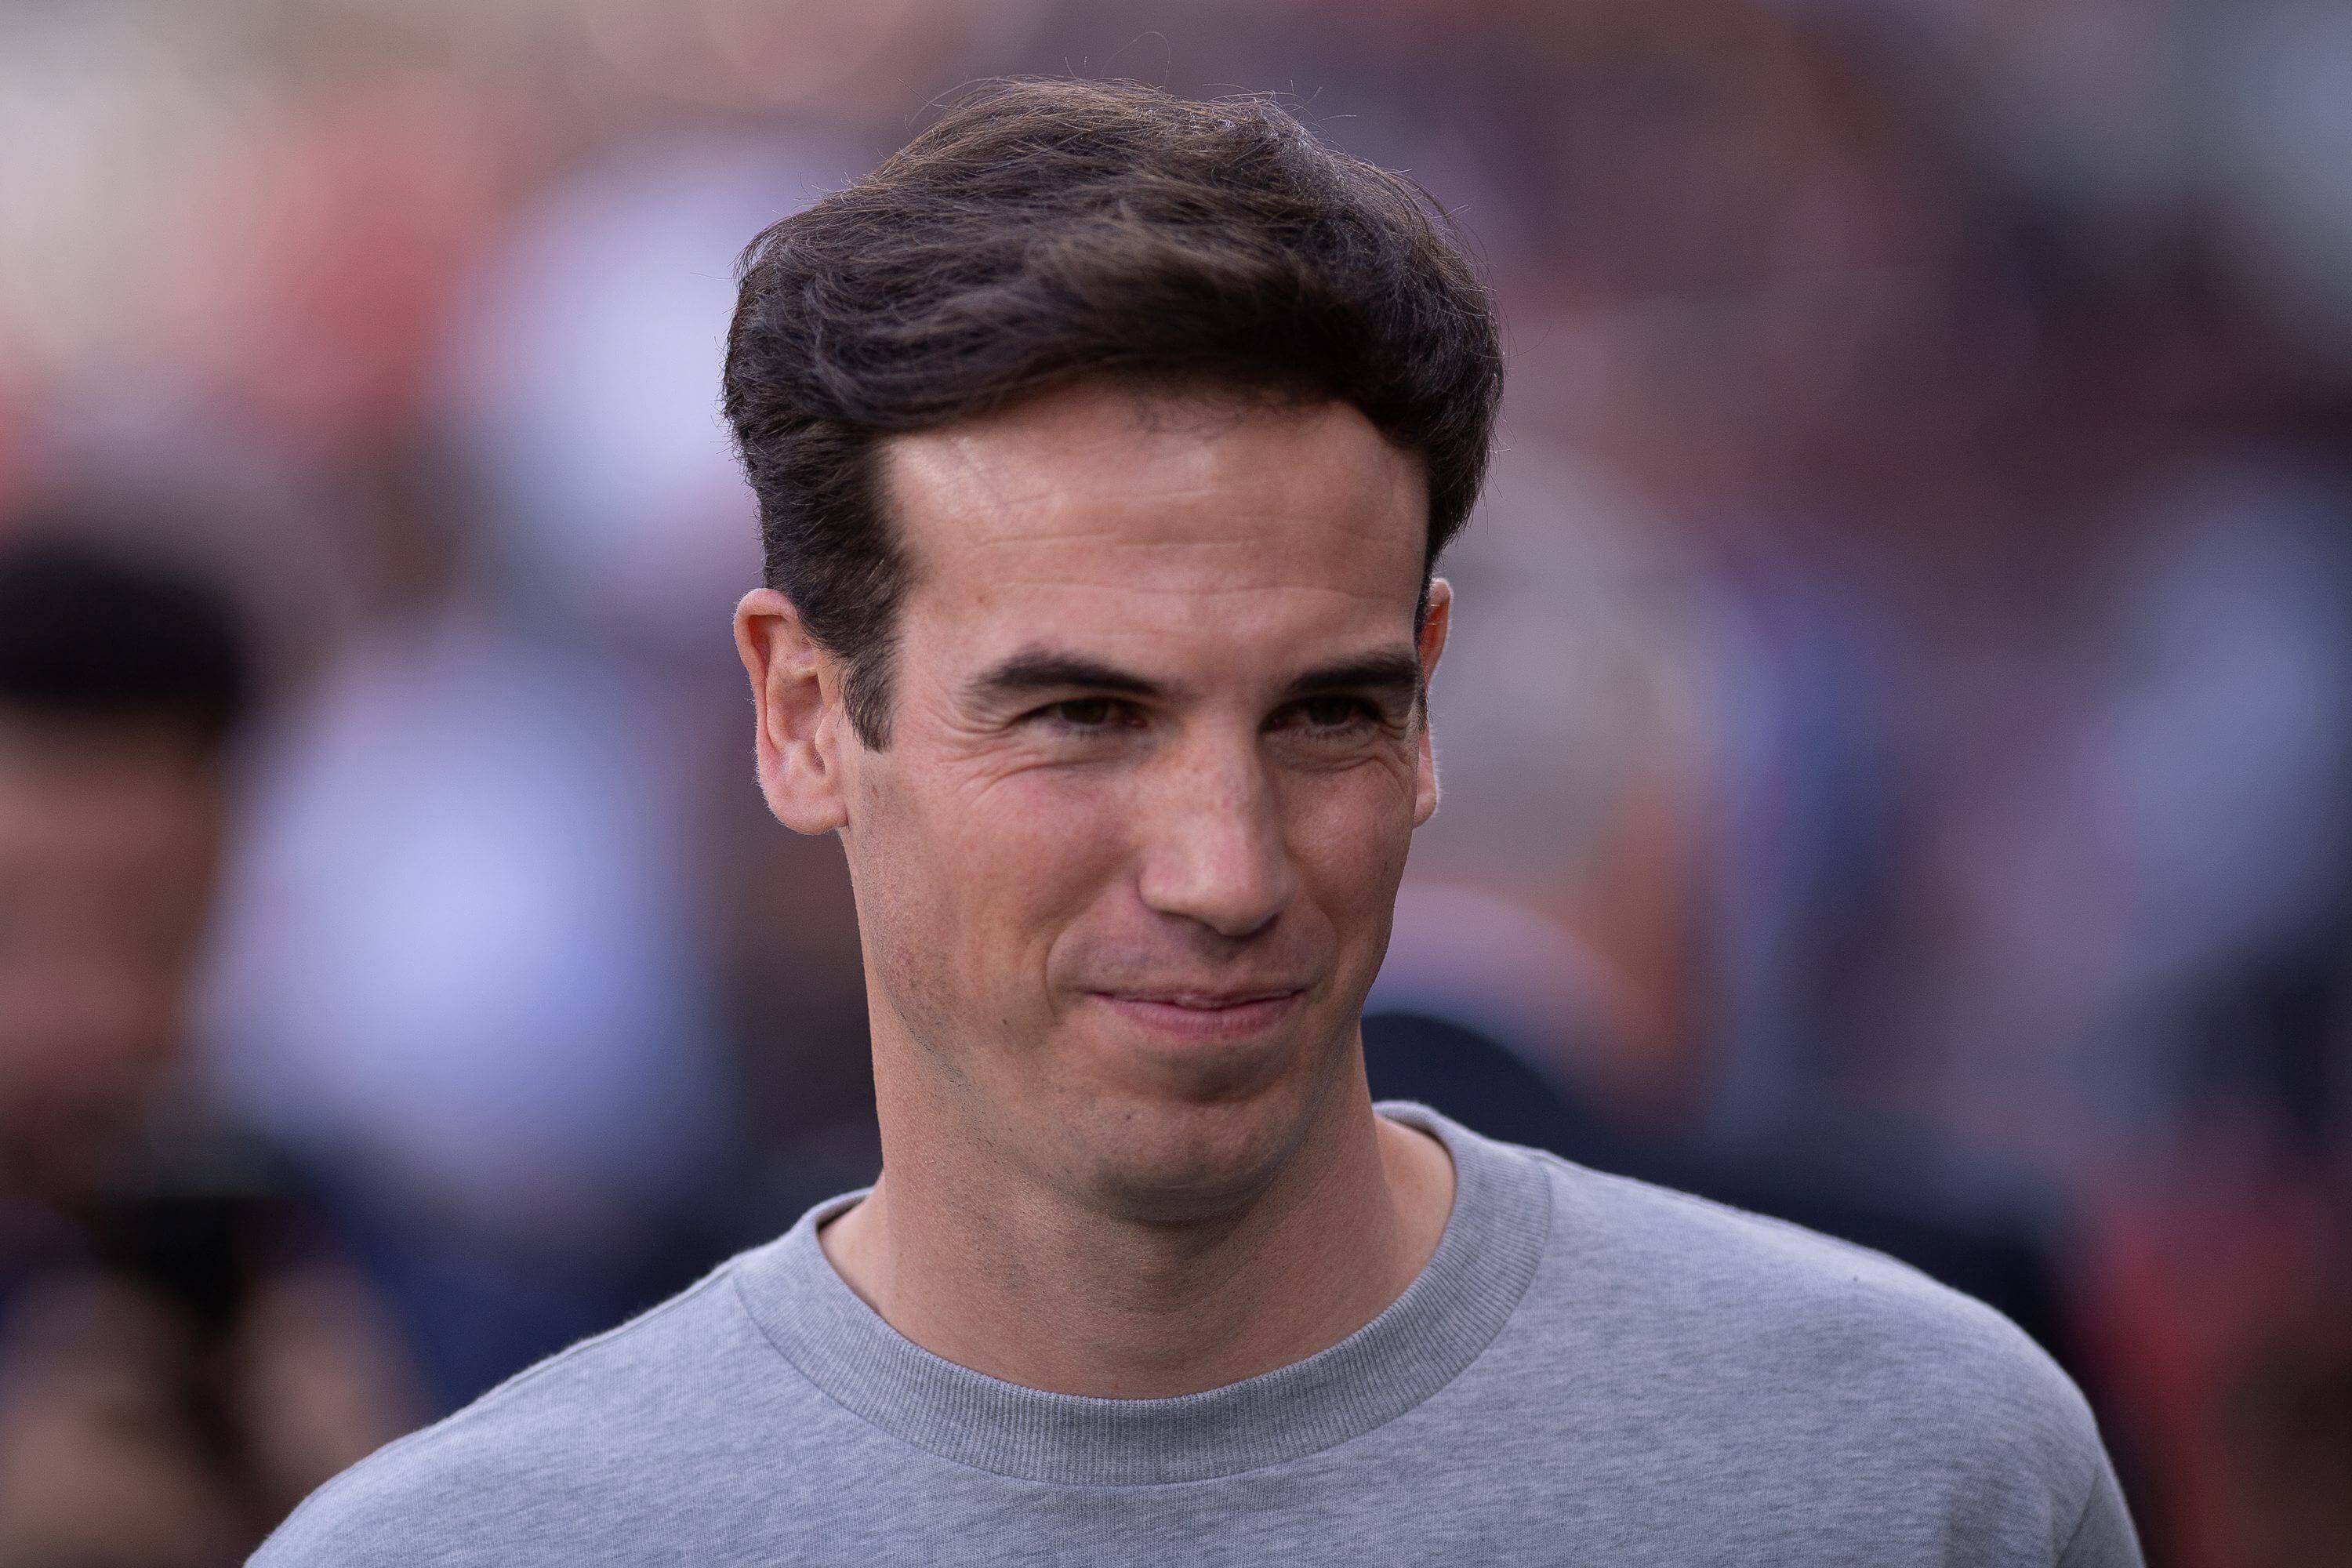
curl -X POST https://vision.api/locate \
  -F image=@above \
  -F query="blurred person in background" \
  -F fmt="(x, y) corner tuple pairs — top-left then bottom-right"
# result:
(0, 521), (420, 1568)
(194, 133), (851, 1412)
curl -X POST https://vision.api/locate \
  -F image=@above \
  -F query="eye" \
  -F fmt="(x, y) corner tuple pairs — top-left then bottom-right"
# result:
(1279, 695), (1384, 732)
(1034, 696), (1135, 731)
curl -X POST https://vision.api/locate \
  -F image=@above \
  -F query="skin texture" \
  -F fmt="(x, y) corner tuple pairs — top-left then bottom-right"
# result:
(735, 387), (1457, 1398)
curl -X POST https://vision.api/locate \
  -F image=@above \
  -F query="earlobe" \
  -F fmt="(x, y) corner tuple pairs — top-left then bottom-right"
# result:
(734, 588), (851, 836)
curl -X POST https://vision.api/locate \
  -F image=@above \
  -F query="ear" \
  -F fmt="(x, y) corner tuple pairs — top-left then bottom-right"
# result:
(1411, 577), (1452, 829)
(735, 588), (851, 835)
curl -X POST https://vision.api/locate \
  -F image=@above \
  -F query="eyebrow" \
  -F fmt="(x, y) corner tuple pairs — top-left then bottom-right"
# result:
(963, 650), (1171, 710)
(961, 644), (1425, 712)
(1274, 649), (1425, 708)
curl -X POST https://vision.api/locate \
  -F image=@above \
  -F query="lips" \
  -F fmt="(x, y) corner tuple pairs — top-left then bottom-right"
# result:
(1087, 986), (1307, 1040)
(1098, 989), (1302, 1008)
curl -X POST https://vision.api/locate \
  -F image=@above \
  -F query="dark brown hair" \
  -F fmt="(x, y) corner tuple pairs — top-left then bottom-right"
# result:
(723, 77), (1503, 747)
(0, 527), (252, 750)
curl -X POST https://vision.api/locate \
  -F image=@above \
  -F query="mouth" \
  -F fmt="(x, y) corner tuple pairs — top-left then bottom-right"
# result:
(1087, 988), (1307, 1040)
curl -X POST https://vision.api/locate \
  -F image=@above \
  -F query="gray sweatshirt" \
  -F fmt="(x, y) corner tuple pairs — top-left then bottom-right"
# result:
(252, 1103), (2141, 1566)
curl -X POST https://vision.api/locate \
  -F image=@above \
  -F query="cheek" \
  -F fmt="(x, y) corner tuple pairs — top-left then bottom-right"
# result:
(858, 760), (1132, 1003)
(1282, 764), (1418, 939)
(970, 769), (1135, 936)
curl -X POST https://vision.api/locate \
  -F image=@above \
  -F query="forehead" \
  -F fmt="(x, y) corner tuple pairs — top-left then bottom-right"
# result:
(878, 387), (1428, 677)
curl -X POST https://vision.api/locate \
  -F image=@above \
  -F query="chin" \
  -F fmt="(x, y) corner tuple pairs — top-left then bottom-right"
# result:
(1062, 1048), (1342, 1225)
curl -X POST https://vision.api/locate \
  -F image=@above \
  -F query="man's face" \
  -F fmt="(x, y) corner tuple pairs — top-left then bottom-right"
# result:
(0, 718), (224, 1200)
(759, 387), (1447, 1218)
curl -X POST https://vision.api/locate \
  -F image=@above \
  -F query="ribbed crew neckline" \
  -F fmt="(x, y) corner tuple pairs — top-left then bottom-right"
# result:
(730, 1102), (1552, 1486)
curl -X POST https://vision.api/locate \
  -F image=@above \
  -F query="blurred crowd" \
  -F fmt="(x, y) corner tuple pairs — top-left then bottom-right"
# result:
(2, 1), (2349, 1563)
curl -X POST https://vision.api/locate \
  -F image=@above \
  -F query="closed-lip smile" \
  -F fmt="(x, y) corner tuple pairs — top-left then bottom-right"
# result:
(1100, 988), (1302, 1008)
(1087, 986), (1307, 1038)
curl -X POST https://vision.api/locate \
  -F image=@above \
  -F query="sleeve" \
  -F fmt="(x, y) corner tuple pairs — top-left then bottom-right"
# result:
(2054, 1450), (2143, 1568)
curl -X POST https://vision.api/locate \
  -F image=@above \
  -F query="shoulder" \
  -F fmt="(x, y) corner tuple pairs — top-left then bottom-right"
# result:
(1512, 1144), (2120, 1553)
(1530, 1144), (2096, 1435)
(250, 1256), (774, 1566)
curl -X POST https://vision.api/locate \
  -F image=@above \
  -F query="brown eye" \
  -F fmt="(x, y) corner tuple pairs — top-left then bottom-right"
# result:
(1294, 695), (1376, 730)
(1044, 698), (1123, 728)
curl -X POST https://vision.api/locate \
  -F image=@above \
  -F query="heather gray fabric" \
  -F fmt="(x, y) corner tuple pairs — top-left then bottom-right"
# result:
(252, 1105), (2140, 1566)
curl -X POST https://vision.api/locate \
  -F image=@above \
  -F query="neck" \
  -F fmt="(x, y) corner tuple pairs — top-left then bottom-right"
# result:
(819, 1049), (1454, 1399)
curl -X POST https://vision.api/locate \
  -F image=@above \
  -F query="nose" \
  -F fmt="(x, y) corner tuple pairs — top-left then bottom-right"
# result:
(1133, 733), (1298, 939)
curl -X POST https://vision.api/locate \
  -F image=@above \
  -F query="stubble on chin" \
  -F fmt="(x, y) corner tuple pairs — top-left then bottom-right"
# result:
(1041, 1012), (1364, 1225)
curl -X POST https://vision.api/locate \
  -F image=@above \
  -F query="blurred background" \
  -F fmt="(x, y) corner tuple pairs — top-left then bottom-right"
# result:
(2, 0), (2348, 1561)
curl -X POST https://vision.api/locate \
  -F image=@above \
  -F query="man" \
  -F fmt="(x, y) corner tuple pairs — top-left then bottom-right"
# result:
(254, 79), (2140, 1565)
(0, 528), (419, 1566)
